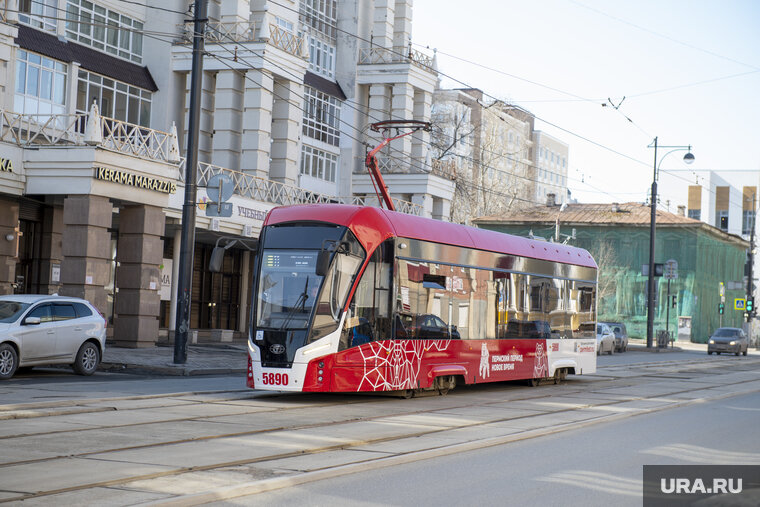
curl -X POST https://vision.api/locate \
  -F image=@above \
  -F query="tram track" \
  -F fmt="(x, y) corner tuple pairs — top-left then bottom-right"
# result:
(1, 357), (759, 503)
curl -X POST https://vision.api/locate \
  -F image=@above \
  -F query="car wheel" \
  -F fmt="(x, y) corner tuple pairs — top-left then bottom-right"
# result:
(716, 352), (721, 355)
(708, 351), (713, 355)
(609, 346), (614, 355)
(743, 348), (748, 356)
(735, 350), (740, 356)
(73, 341), (100, 376)
(0, 343), (19, 380)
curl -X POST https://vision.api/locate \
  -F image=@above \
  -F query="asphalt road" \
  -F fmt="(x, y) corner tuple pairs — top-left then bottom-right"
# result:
(222, 390), (760, 507)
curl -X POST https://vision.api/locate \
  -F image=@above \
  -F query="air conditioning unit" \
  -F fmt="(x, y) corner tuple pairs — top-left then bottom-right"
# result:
(209, 218), (220, 231)
(243, 225), (253, 237)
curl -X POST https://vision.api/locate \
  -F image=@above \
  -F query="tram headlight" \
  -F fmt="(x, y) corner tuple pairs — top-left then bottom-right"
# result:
(318, 369), (323, 375)
(318, 361), (324, 368)
(318, 376), (323, 382)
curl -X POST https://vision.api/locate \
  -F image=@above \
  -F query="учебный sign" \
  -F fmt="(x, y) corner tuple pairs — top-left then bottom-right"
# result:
(94, 166), (176, 194)
(0, 158), (13, 172)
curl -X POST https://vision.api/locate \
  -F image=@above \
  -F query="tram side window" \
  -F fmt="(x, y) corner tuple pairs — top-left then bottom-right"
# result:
(494, 272), (510, 339)
(570, 281), (596, 338)
(341, 240), (392, 350)
(394, 259), (455, 340)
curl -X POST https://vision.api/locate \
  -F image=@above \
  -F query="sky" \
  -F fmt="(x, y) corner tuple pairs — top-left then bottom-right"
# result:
(411, 0), (760, 206)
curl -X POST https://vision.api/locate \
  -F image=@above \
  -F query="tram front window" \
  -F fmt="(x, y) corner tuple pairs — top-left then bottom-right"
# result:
(253, 224), (365, 365)
(257, 250), (322, 330)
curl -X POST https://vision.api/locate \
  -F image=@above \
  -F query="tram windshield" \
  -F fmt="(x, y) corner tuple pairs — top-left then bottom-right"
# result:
(255, 224), (365, 334)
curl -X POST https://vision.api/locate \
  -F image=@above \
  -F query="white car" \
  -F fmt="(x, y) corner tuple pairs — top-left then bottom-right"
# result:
(0, 295), (106, 380)
(596, 323), (615, 355)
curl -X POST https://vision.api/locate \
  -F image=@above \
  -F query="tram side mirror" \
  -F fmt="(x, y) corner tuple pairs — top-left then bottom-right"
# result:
(209, 246), (225, 273)
(316, 250), (331, 277)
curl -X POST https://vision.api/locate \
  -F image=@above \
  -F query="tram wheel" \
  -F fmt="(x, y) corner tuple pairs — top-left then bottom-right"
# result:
(528, 378), (540, 387)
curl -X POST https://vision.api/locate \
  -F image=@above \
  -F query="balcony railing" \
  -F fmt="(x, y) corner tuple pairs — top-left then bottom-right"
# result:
(352, 156), (456, 181)
(0, 110), (180, 164)
(177, 21), (306, 58)
(177, 161), (423, 215)
(358, 45), (435, 72)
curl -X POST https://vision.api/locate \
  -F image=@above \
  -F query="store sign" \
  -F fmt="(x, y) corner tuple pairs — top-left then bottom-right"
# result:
(0, 158), (13, 172)
(237, 205), (267, 221)
(94, 166), (177, 194)
(160, 259), (172, 301)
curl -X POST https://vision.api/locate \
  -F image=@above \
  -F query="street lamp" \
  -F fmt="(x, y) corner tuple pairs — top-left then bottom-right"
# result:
(646, 137), (695, 348)
(555, 201), (568, 242)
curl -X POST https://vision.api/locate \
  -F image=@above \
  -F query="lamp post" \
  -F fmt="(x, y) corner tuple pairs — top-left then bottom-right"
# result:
(646, 137), (695, 348)
(555, 201), (568, 242)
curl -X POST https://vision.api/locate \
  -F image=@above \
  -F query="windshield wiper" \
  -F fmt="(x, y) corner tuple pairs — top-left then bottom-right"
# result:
(280, 276), (310, 330)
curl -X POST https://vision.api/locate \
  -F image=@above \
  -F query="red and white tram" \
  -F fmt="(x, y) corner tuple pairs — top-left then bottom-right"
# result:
(247, 203), (598, 395)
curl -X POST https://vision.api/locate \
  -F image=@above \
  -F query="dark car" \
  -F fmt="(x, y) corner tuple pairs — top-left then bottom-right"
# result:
(410, 314), (460, 340)
(707, 327), (748, 356)
(601, 321), (628, 352)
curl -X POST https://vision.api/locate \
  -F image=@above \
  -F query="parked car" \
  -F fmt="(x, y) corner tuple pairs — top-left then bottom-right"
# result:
(0, 295), (106, 380)
(596, 323), (615, 355)
(601, 321), (629, 352)
(707, 327), (749, 356)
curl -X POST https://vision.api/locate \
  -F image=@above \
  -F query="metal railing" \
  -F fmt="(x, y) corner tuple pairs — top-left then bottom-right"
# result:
(0, 110), (179, 164)
(176, 21), (305, 58)
(100, 118), (177, 163)
(352, 156), (456, 181)
(0, 111), (85, 145)
(179, 21), (258, 43)
(358, 45), (435, 71)
(178, 160), (423, 215)
(268, 24), (305, 57)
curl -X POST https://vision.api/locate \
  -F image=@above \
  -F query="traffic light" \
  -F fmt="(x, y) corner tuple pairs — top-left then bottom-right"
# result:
(719, 303), (725, 314)
(671, 294), (677, 308)
(747, 297), (754, 313)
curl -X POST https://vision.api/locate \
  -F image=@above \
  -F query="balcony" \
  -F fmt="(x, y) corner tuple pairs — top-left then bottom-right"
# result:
(358, 45), (434, 71)
(177, 21), (306, 58)
(177, 160), (423, 215)
(0, 110), (179, 164)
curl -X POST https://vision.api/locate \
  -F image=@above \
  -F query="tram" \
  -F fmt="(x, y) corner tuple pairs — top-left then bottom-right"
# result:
(246, 203), (598, 395)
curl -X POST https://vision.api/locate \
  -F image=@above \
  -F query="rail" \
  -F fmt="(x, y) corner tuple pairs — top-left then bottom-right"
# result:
(0, 109), (180, 164)
(358, 45), (435, 71)
(177, 160), (423, 215)
(176, 21), (305, 58)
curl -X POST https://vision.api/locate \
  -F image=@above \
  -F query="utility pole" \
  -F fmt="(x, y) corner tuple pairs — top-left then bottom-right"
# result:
(747, 193), (755, 324)
(174, 0), (208, 364)
(646, 137), (658, 349)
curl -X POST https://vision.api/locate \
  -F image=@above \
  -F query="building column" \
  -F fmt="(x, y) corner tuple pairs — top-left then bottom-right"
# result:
(411, 193), (433, 218)
(432, 197), (451, 222)
(373, 0), (395, 47)
(238, 249), (250, 333)
(391, 83), (414, 164)
(241, 69), (273, 179)
(169, 232), (181, 332)
(412, 88), (432, 172)
(213, 69), (244, 170)
(60, 195), (112, 315)
(184, 70), (216, 164)
(393, 0), (413, 50)
(270, 78), (303, 185)
(113, 205), (164, 348)
(38, 206), (63, 294)
(368, 84), (390, 166)
(0, 198), (19, 295)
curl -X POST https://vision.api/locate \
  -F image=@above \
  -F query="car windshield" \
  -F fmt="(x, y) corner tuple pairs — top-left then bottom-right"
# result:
(713, 328), (739, 337)
(0, 301), (31, 323)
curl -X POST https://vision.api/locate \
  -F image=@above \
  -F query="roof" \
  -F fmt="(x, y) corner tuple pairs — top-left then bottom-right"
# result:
(264, 204), (597, 269)
(304, 71), (346, 100)
(16, 25), (158, 92)
(474, 202), (703, 227)
(0, 294), (85, 304)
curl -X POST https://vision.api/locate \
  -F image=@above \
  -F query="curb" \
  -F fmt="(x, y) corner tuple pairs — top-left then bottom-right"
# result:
(99, 362), (246, 377)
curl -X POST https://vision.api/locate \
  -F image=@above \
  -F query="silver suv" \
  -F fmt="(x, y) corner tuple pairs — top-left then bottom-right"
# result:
(0, 295), (106, 379)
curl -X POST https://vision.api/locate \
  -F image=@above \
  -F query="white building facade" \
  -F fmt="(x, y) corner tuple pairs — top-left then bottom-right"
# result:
(0, 0), (450, 346)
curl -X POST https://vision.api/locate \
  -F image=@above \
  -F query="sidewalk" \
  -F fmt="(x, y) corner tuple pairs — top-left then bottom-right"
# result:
(627, 337), (707, 352)
(100, 343), (248, 376)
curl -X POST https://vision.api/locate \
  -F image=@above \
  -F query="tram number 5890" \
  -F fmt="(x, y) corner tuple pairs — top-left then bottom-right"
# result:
(262, 372), (288, 385)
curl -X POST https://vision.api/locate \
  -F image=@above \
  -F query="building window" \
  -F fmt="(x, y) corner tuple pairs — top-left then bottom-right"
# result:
(688, 209), (701, 220)
(716, 210), (729, 231)
(300, 144), (338, 182)
(743, 210), (755, 236)
(19, 0), (57, 32)
(302, 86), (340, 146)
(14, 50), (67, 116)
(76, 70), (152, 126)
(300, 0), (337, 79)
(66, 0), (144, 64)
